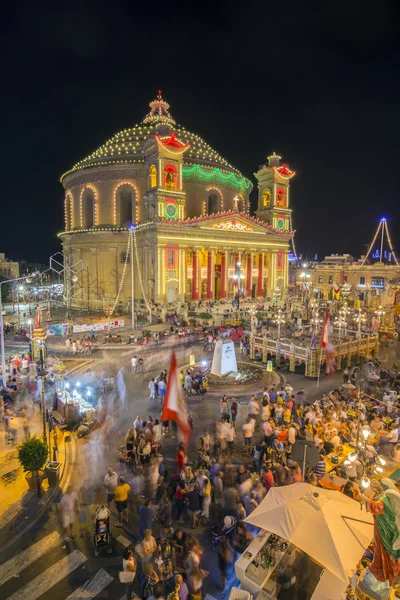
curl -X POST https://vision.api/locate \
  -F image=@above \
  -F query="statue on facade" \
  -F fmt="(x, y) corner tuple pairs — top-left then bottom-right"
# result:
(360, 488), (400, 597)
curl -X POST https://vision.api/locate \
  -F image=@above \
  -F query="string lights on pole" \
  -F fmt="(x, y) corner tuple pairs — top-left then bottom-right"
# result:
(110, 232), (131, 316)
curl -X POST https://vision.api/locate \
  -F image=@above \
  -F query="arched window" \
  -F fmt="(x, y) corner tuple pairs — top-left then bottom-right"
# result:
(116, 184), (136, 226)
(82, 189), (94, 227)
(149, 165), (157, 189)
(263, 190), (271, 207)
(164, 164), (177, 191)
(276, 188), (286, 208)
(207, 192), (220, 214)
(121, 251), (130, 264)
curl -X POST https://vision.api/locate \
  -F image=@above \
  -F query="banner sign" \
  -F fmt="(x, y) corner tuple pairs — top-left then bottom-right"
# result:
(72, 320), (125, 333)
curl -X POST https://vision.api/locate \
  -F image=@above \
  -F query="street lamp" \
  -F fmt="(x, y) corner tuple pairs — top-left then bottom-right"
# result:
(353, 308), (367, 338)
(375, 305), (384, 324)
(311, 312), (322, 332)
(274, 308), (285, 339)
(334, 314), (346, 340)
(0, 272), (40, 386)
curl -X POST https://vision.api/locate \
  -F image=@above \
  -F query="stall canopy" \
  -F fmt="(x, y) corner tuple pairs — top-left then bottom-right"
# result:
(245, 483), (374, 583)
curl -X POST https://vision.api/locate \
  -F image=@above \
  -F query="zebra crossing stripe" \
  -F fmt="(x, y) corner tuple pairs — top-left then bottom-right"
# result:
(65, 568), (113, 599)
(6, 549), (87, 600)
(116, 534), (132, 548)
(0, 530), (62, 586)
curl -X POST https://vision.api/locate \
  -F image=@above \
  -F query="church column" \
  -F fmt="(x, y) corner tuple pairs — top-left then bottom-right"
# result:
(257, 253), (264, 297)
(246, 254), (252, 298)
(179, 248), (185, 300)
(206, 250), (213, 300)
(192, 251), (199, 300)
(220, 251), (227, 299)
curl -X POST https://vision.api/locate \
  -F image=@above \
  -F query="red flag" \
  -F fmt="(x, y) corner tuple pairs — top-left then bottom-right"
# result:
(161, 352), (191, 441)
(321, 311), (336, 374)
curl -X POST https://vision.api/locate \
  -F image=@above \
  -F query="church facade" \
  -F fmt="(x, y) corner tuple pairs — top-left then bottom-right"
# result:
(59, 93), (294, 308)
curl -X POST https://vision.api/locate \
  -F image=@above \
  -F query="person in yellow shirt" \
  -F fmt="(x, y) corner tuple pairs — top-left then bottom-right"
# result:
(283, 405), (291, 424)
(114, 476), (130, 527)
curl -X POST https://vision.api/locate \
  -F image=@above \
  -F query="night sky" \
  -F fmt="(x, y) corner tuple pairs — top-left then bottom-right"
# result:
(1, 0), (398, 264)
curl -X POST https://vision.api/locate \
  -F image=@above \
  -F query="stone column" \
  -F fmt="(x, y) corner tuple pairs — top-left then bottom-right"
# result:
(246, 254), (252, 298)
(206, 250), (213, 300)
(220, 251), (227, 299)
(179, 248), (185, 300)
(192, 251), (199, 300)
(257, 253), (264, 297)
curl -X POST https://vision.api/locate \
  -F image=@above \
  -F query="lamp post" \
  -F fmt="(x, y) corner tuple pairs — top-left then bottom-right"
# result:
(311, 312), (322, 333)
(38, 343), (48, 444)
(375, 305), (384, 327)
(130, 225), (135, 331)
(274, 308), (285, 339)
(354, 308), (367, 339)
(232, 261), (244, 310)
(0, 272), (39, 387)
(334, 313), (346, 340)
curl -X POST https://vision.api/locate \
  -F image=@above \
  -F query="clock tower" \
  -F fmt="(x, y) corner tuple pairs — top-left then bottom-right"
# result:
(254, 152), (295, 232)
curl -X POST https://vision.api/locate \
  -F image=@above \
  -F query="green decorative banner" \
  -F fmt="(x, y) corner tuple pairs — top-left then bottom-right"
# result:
(182, 164), (251, 193)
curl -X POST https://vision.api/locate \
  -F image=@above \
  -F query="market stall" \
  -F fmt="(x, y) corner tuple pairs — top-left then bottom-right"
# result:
(53, 388), (95, 428)
(235, 483), (374, 599)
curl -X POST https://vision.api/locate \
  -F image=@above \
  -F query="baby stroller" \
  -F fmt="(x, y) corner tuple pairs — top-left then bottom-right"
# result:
(211, 515), (237, 551)
(93, 506), (112, 556)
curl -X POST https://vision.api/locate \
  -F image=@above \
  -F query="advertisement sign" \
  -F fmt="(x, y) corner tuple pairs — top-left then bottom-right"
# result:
(267, 360), (273, 372)
(72, 320), (125, 334)
(47, 323), (68, 336)
(189, 354), (195, 365)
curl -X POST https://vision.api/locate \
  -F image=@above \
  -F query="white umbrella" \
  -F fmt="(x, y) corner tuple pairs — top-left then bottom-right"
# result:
(245, 483), (373, 583)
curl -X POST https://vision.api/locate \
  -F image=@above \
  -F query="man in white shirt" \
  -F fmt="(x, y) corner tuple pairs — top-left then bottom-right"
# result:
(288, 423), (296, 445)
(248, 396), (260, 420)
(225, 423), (235, 456)
(104, 467), (118, 507)
(134, 415), (143, 432)
(131, 355), (137, 373)
(242, 418), (255, 452)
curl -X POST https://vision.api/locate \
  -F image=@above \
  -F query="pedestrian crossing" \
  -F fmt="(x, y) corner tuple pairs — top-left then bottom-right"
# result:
(0, 529), (131, 600)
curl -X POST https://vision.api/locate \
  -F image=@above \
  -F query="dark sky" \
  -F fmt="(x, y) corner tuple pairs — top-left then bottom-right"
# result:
(1, 0), (399, 264)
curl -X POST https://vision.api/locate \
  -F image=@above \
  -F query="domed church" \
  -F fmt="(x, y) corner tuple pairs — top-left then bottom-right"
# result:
(60, 92), (294, 308)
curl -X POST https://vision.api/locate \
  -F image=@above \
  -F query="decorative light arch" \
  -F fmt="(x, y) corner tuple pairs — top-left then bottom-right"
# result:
(64, 193), (72, 231)
(205, 187), (223, 215)
(113, 181), (139, 225)
(79, 185), (98, 227)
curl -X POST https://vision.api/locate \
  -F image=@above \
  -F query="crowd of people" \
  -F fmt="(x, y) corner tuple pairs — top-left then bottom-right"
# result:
(105, 360), (400, 600)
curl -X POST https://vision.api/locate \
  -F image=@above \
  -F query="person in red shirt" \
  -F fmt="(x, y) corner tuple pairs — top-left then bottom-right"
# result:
(263, 463), (275, 493)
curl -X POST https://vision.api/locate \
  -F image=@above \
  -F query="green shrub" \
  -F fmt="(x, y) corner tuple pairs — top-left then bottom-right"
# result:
(198, 313), (212, 320)
(18, 436), (48, 476)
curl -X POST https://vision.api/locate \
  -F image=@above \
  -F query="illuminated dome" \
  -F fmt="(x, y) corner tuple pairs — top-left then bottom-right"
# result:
(61, 91), (248, 184)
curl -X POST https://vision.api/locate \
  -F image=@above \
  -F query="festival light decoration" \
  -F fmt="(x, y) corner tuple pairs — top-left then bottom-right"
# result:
(110, 232), (131, 316)
(182, 164), (251, 193)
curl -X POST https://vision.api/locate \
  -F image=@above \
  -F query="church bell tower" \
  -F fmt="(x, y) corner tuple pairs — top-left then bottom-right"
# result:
(254, 152), (295, 232)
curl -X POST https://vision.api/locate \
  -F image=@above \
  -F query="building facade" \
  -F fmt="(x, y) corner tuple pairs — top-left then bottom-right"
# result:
(293, 255), (400, 308)
(60, 93), (294, 307)
(0, 253), (19, 279)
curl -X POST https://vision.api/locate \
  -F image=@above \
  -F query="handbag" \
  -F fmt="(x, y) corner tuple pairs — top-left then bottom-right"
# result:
(119, 570), (135, 583)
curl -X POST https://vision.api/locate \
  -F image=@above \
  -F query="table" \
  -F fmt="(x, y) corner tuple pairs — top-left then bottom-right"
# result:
(320, 472), (348, 491)
(324, 443), (353, 473)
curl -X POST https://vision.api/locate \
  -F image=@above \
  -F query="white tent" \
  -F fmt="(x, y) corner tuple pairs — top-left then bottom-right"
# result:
(245, 483), (374, 583)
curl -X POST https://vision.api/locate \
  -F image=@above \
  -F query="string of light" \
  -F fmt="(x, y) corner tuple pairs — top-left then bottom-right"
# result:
(110, 232), (131, 316)
(289, 214), (298, 258)
(361, 220), (382, 265)
(384, 220), (399, 266)
(132, 228), (152, 316)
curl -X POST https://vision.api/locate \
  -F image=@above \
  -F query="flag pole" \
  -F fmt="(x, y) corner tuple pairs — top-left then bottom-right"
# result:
(316, 347), (322, 388)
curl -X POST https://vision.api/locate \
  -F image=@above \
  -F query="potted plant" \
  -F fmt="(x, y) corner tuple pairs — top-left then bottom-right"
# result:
(18, 436), (48, 496)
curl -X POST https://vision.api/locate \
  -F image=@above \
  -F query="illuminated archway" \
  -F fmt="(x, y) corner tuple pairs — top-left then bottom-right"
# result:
(149, 164), (157, 189)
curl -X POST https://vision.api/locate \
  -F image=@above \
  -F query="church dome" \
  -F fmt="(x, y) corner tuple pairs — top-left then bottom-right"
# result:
(61, 92), (250, 190)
